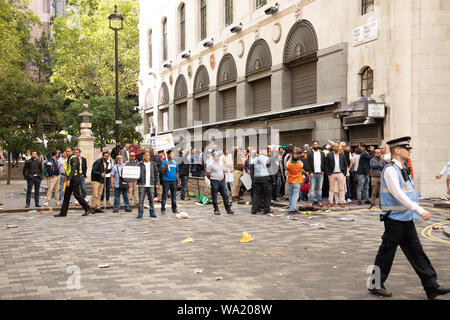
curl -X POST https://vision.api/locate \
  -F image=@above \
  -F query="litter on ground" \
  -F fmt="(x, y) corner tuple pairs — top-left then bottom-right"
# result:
(181, 237), (194, 244)
(240, 232), (253, 243)
(194, 269), (203, 274)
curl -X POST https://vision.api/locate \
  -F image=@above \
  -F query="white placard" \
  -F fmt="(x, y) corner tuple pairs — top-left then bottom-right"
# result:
(353, 20), (378, 46)
(122, 166), (140, 181)
(151, 134), (175, 151)
(368, 103), (385, 118)
(240, 173), (252, 190)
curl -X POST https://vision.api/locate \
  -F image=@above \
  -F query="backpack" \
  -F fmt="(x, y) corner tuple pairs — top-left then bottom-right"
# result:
(44, 158), (53, 178)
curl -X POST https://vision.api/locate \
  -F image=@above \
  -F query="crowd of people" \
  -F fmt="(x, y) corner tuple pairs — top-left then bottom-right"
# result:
(12, 138), (449, 218)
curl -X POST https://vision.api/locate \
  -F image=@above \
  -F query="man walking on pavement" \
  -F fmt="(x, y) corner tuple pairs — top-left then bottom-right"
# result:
(110, 155), (132, 213)
(43, 150), (61, 206)
(369, 136), (450, 299)
(23, 151), (43, 208)
(137, 151), (160, 218)
(54, 148), (95, 217)
(90, 151), (112, 213)
(160, 150), (180, 215)
(369, 149), (386, 209)
(74, 149), (88, 200)
(206, 151), (234, 215)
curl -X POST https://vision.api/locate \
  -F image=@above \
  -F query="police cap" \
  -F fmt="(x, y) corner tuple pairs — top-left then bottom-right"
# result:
(386, 136), (412, 149)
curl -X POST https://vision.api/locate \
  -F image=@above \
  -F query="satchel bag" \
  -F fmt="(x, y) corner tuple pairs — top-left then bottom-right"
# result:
(117, 165), (129, 190)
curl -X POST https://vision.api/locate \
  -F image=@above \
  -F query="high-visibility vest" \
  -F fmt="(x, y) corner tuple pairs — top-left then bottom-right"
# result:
(254, 155), (270, 178)
(65, 155), (81, 177)
(380, 164), (419, 221)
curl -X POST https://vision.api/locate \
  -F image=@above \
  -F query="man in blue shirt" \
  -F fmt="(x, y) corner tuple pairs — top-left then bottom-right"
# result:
(110, 155), (132, 213)
(160, 150), (180, 215)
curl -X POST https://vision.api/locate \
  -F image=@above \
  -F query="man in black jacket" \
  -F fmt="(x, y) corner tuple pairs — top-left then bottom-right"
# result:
(306, 140), (326, 207)
(137, 151), (160, 218)
(356, 143), (373, 205)
(90, 151), (112, 213)
(324, 143), (348, 208)
(74, 148), (88, 199)
(54, 148), (94, 217)
(23, 151), (43, 208)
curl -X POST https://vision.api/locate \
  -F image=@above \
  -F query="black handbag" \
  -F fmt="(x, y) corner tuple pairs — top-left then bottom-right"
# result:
(117, 165), (129, 190)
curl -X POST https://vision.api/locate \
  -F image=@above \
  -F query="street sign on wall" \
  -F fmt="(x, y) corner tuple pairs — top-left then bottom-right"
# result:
(353, 20), (378, 46)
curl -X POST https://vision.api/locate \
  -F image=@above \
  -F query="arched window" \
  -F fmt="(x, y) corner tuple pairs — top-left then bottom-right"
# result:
(225, 0), (233, 26)
(361, 0), (374, 15)
(361, 67), (373, 97)
(148, 30), (152, 68)
(200, 0), (207, 40)
(162, 18), (168, 61)
(180, 3), (185, 52)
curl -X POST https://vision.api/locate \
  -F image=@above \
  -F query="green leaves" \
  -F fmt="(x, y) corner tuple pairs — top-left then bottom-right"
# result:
(63, 96), (142, 147)
(50, 0), (139, 99)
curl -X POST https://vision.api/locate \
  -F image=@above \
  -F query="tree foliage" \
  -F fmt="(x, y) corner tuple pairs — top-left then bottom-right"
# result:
(50, 0), (140, 100)
(63, 96), (142, 147)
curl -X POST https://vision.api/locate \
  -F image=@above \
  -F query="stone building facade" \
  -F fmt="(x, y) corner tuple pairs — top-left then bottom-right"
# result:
(138, 0), (450, 197)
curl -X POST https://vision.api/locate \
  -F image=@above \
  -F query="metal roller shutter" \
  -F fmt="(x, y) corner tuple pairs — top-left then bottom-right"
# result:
(291, 62), (317, 107)
(279, 130), (313, 149)
(177, 102), (187, 129)
(222, 87), (236, 120)
(197, 96), (209, 124)
(252, 77), (271, 114)
(349, 125), (380, 146)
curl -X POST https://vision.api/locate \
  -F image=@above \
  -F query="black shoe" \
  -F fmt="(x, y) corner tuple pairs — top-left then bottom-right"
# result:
(227, 210), (234, 214)
(125, 208), (132, 212)
(368, 205), (373, 209)
(251, 211), (257, 215)
(369, 287), (392, 297)
(25, 204), (30, 208)
(214, 210), (221, 215)
(54, 214), (67, 217)
(426, 286), (450, 300)
(35, 204), (41, 208)
(365, 201), (371, 204)
(82, 210), (90, 216)
(264, 210), (274, 214)
(112, 209), (119, 213)
(94, 208), (104, 213)
(150, 213), (157, 218)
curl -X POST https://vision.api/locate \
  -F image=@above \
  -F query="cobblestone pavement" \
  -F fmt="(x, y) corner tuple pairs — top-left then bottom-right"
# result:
(0, 197), (449, 300)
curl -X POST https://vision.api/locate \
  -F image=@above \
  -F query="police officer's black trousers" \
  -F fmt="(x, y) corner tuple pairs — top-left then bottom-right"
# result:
(374, 218), (438, 289)
(59, 175), (91, 216)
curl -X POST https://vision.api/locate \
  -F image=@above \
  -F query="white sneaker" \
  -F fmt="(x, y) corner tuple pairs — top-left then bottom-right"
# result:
(43, 202), (49, 206)
(347, 199), (352, 203)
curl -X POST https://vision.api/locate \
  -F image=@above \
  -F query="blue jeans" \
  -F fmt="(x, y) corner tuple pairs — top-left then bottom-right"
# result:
(161, 180), (177, 212)
(276, 175), (282, 198)
(288, 184), (300, 211)
(114, 187), (130, 210)
(26, 176), (42, 206)
(80, 175), (86, 198)
(345, 176), (351, 200)
(180, 175), (189, 199)
(210, 179), (231, 212)
(357, 174), (370, 202)
(308, 173), (323, 204)
(138, 186), (155, 215)
(59, 174), (65, 201)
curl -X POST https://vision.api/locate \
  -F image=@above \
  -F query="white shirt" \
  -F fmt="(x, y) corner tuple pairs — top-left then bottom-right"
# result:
(384, 159), (425, 215)
(105, 159), (113, 178)
(312, 150), (321, 173)
(333, 152), (341, 173)
(144, 162), (151, 187)
(207, 158), (225, 181)
(352, 154), (361, 172)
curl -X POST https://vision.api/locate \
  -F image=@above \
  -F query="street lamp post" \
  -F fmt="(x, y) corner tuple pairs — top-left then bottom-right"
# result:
(108, 5), (124, 152)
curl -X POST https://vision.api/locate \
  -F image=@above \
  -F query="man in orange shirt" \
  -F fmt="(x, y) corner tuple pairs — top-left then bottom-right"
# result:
(287, 153), (303, 213)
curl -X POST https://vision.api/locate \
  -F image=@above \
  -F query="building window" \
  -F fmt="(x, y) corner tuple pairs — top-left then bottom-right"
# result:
(148, 30), (152, 68)
(256, 0), (267, 9)
(361, 67), (373, 97)
(225, 0), (233, 26)
(162, 18), (168, 61)
(200, 0), (207, 40)
(361, 0), (374, 15)
(180, 3), (185, 52)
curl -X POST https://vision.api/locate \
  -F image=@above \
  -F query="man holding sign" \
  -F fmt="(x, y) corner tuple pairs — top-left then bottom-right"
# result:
(160, 150), (180, 215)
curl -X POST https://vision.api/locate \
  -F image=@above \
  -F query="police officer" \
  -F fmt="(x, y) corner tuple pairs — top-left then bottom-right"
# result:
(54, 147), (95, 217)
(369, 137), (449, 299)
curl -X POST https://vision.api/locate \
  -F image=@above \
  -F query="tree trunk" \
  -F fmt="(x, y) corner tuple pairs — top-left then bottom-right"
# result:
(7, 151), (11, 185)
